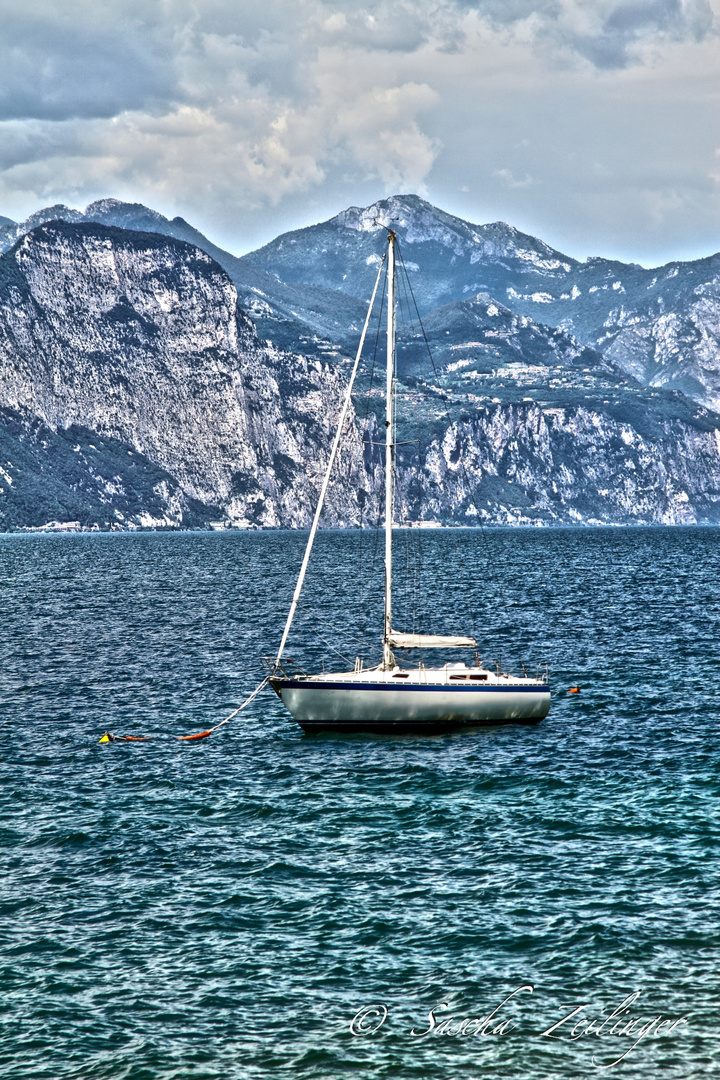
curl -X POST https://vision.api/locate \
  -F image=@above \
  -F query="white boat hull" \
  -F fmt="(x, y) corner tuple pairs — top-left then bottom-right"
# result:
(271, 673), (550, 734)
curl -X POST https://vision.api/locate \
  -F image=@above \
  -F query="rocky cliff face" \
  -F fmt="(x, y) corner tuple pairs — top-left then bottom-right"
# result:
(1, 203), (720, 530)
(0, 222), (371, 529)
(0, 406), (216, 530)
(395, 403), (720, 526)
(0, 199), (369, 362)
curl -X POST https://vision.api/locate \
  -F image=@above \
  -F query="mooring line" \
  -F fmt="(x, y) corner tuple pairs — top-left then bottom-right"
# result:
(98, 676), (270, 743)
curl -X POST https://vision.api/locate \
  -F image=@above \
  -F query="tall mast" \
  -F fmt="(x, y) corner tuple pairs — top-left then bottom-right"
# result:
(382, 231), (396, 669)
(274, 252), (387, 670)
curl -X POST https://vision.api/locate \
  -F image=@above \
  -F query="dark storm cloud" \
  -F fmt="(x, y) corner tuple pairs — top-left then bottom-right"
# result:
(561, 0), (715, 68)
(0, 4), (178, 121)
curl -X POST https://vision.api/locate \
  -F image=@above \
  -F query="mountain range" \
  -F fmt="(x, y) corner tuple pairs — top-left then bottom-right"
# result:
(1, 195), (719, 529)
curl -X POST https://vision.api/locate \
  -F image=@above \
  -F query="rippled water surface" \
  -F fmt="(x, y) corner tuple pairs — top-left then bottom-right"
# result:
(1, 527), (719, 1079)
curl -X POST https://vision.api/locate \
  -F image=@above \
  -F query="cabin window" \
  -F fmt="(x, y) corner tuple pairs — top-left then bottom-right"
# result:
(393, 672), (410, 678)
(450, 673), (488, 681)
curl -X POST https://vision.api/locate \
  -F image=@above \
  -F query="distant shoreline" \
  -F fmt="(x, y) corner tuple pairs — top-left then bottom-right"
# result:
(2, 521), (718, 537)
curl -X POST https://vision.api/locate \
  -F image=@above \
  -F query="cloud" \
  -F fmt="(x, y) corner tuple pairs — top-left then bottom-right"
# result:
(0, 0), (717, 263)
(493, 168), (534, 189)
(321, 75), (440, 190)
(2, 2), (712, 125)
(454, 0), (715, 63)
(0, 2), (445, 211)
(546, 0), (716, 69)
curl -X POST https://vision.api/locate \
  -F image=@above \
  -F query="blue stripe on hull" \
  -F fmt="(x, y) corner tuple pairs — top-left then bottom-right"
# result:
(276, 679), (545, 693)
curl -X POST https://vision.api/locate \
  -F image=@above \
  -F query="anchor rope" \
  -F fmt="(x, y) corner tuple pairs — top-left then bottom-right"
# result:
(204, 676), (270, 733)
(99, 675), (270, 743)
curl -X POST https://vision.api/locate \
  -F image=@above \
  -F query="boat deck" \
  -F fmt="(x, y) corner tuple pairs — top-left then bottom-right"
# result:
(279, 663), (547, 688)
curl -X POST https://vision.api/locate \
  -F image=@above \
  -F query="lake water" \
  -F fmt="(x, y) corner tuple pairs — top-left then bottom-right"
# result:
(1, 527), (718, 1079)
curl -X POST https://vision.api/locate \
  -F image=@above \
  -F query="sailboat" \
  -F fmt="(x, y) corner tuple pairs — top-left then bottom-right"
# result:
(269, 229), (550, 734)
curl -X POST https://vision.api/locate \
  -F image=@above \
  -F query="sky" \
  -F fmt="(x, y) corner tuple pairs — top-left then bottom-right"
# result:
(0, 0), (718, 266)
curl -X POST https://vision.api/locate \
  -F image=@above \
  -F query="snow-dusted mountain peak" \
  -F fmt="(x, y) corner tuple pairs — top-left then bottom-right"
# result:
(335, 193), (430, 230)
(335, 193), (477, 251)
(83, 199), (170, 229)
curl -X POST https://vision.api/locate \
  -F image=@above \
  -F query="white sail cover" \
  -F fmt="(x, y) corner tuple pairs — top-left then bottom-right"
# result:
(387, 632), (476, 649)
